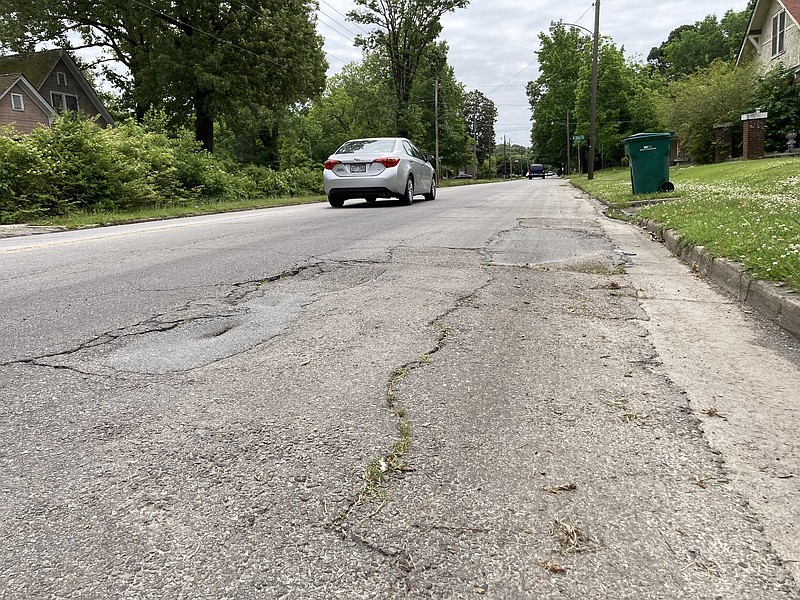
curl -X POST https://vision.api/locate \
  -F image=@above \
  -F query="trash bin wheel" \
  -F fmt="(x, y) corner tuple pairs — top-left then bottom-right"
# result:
(659, 181), (675, 192)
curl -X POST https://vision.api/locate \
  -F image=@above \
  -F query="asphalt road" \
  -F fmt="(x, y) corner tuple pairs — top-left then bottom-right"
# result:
(1, 180), (799, 598)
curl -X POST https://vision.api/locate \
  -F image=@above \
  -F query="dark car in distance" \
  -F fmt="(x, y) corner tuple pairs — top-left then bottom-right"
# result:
(526, 164), (545, 179)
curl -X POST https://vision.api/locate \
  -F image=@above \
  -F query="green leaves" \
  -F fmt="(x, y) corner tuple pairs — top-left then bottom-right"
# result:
(347, 0), (470, 136)
(647, 9), (750, 80)
(751, 66), (800, 153)
(464, 90), (497, 162)
(529, 26), (659, 170)
(657, 60), (755, 163)
(0, 0), (327, 151)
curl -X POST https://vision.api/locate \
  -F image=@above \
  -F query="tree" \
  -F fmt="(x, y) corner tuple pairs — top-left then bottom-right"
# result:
(463, 90), (497, 163)
(0, 0), (327, 152)
(657, 60), (755, 163)
(408, 42), (470, 169)
(527, 23), (589, 170)
(574, 40), (661, 168)
(647, 9), (750, 79)
(296, 55), (397, 163)
(347, 0), (469, 136)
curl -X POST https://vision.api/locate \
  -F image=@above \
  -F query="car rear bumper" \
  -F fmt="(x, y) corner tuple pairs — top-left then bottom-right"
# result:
(326, 186), (401, 200)
(324, 169), (405, 198)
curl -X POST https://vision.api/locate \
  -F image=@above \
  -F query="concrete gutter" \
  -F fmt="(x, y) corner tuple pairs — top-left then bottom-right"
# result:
(637, 217), (800, 340)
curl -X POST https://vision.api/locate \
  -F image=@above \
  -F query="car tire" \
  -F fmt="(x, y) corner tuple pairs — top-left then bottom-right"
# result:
(424, 177), (436, 201)
(328, 195), (345, 208)
(400, 178), (414, 205)
(365, 196), (377, 203)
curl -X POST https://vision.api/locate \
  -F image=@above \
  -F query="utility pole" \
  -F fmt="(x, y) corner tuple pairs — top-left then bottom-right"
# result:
(503, 135), (508, 178)
(565, 110), (571, 175)
(587, 0), (600, 180)
(434, 77), (440, 182)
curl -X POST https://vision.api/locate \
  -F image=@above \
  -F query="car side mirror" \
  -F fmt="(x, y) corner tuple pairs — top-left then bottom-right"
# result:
(426, 155), (435, 163)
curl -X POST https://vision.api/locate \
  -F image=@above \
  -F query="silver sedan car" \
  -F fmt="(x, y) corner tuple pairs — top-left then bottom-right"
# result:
(323, 137), (436, 207)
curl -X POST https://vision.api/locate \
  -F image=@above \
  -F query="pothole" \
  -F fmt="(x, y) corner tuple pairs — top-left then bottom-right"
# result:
(485, 227), (619, 271)
(102, 291), (312, 373)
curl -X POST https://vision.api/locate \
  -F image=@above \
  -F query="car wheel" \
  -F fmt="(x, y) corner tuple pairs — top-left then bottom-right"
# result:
(424, 177), (436, 201)
(400, 178), (414, 205)
(365, 196), (377, 203)
(328, 195), (345, 208)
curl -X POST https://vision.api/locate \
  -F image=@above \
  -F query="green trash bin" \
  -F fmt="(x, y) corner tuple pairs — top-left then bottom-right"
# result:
(622, 132), (675, 194)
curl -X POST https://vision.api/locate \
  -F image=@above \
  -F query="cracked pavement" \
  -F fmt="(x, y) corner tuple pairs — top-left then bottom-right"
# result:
(1, 181), (799, 598)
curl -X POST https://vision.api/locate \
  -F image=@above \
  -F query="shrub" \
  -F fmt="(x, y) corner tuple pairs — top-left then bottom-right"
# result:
(25, 113), (126, 212)
(0, 129), (55, 222)
(240, 165), (323, 197)
(0, 112), (323, 223)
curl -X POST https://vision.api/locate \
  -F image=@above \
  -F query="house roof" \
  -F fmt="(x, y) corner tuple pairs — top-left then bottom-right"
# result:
(0, 49), (65, 88)
(785, 0), (800, 21)
(0, 73), (57, 118)
(0, 73), (21, 92)
(0, 48), (114, 125)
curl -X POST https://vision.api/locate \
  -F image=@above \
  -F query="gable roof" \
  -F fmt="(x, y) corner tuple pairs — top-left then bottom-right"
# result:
(739, 0), (800, 64)
(0, 49), (64, 88)
(0, 73), (57, 119)
(785, 0), (800, 21)
(0, 49), (114, 125)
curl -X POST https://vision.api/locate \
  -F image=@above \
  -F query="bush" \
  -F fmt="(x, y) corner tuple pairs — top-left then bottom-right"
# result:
(241, 165), (323, 197)
(657, 60), (755, 163)
(0, 129), (52, 222)
(751, 66), (800, 153)
(0, 113), (323, 223)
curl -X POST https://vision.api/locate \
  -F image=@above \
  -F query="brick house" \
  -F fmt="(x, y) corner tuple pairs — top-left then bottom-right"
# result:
(0, 49), (114, 134)
(738, 0), (800, 75)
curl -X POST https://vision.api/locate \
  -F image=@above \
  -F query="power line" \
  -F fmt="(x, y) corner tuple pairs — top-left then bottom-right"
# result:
(485, 58), (537, 94)
(318, 0), (371, 36)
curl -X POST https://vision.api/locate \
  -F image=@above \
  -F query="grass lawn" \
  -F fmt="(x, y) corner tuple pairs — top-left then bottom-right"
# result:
(569, 157), (800, 291)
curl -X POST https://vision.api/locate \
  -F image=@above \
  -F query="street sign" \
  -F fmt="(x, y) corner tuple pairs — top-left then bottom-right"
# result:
(572, 135), (585, 141)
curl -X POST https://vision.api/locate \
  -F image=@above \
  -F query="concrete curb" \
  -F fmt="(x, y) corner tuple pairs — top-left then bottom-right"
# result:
(637, 218), (800, 341)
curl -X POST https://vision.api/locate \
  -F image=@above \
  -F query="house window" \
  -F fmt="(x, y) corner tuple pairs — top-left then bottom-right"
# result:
(51, 91), (78, 112)
(57, 71), (67, 86)
(11, 93), (25, 111)
(772, 10), (786, 56)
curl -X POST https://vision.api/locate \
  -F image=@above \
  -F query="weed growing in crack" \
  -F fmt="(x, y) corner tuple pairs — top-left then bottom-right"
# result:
(357, 363), (416, 504)
(334, 314), (463, 527)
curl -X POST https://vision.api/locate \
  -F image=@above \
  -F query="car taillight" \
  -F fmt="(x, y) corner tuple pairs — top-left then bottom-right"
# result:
(373, 157), (400, 168)
(324, 159), (341, 170)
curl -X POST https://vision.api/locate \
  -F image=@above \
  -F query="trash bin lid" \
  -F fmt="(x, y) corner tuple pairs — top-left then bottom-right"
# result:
(622, 132), (674, 144)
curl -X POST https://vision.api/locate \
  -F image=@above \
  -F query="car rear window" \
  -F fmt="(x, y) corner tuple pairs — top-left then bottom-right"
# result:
(337, 139), (397, 154)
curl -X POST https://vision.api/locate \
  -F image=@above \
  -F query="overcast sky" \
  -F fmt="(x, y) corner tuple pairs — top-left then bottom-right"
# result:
(316, 0), (750, 146)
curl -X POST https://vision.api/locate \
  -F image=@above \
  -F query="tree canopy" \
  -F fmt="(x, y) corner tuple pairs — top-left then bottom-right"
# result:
(463, 90), (497, 163)
(292, 42), (470, 171)
(0, 0), (327, 151)
(527, 23), (588, 169)
(347, 0), (469, 136)
(647, 9), (750, 80)
(528, 23), (661, 171)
